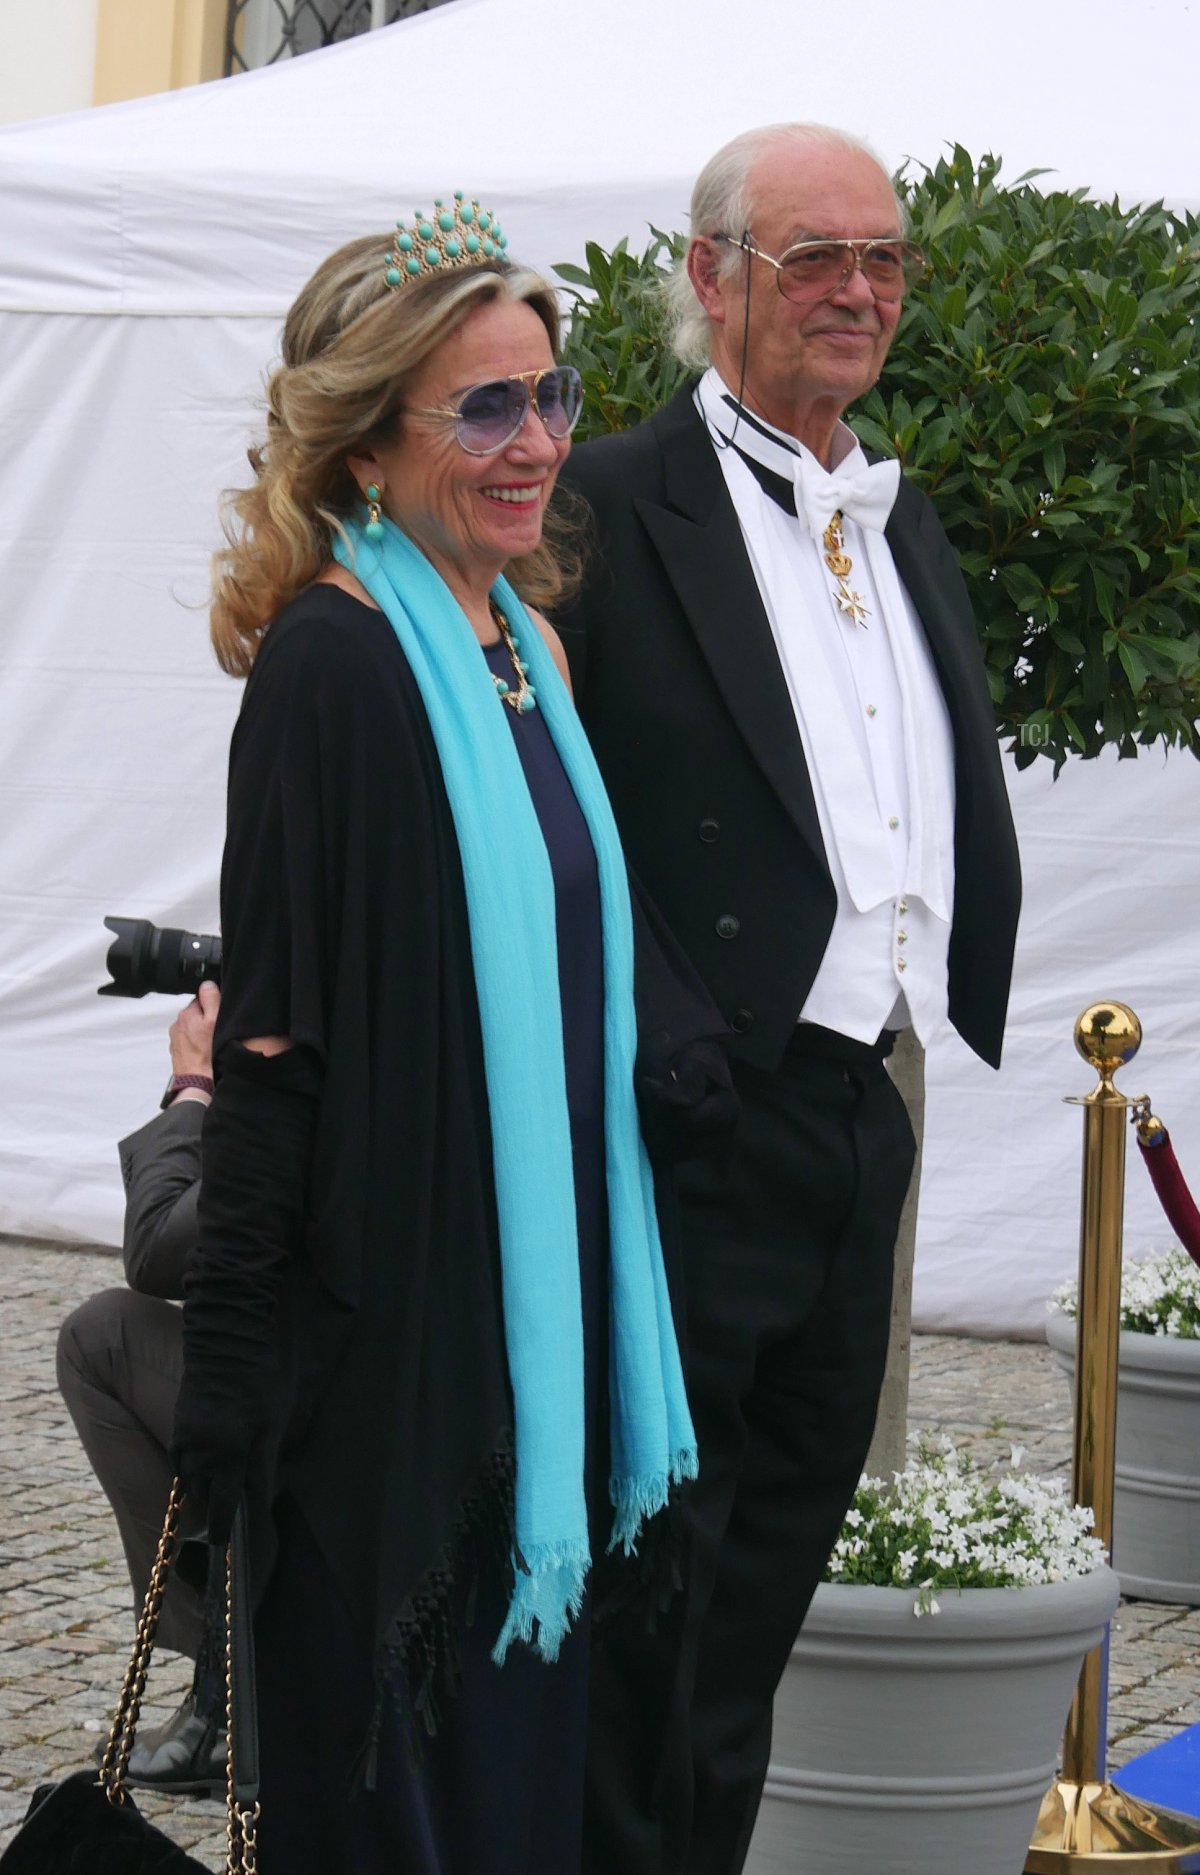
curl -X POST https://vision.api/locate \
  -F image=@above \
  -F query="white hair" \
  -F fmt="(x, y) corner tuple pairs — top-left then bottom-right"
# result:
(664, 123), (910, 370)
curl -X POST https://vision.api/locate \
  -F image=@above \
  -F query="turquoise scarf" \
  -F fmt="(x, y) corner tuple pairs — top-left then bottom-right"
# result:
(333, 518), (697, 1662)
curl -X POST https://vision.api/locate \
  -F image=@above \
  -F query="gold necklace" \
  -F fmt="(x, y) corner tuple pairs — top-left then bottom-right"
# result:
(822, 511), (870, 627)
(487, 599), (537, 714)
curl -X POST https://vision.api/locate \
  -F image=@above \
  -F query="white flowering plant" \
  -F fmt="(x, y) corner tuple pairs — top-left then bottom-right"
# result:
(1050, 1243), (1200, 1339)
(824, 1439), (1106, 1615)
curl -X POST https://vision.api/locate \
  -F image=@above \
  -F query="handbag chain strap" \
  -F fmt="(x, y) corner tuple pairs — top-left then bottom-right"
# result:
(96, 1476), (260, 1875)
(97, 1474), (186, 1799)
(224, 1537), (260, 1873)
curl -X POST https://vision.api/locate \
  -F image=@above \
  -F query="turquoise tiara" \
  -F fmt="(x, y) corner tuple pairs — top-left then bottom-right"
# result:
(385, 192), (509, 288)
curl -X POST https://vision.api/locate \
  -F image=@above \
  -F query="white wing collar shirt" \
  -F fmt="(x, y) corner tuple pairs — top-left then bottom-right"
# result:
(696, 369), (957, 1047)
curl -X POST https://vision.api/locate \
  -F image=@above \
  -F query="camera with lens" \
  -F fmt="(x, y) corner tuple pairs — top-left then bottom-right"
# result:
(98, 916), (222, 999)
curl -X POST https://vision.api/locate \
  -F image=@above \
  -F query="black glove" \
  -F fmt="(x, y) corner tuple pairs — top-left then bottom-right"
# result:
(170, 1378), (262, 1548)
(171, 1041), (318, 1545)
(636, 1036), (740, 1164)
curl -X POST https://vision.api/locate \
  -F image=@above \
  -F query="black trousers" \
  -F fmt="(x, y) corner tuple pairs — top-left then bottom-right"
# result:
(584, 1030), (915, 1875)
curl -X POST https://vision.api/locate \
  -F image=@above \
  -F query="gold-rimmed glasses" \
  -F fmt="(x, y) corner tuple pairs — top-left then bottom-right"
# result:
(716, 233), (926, 304)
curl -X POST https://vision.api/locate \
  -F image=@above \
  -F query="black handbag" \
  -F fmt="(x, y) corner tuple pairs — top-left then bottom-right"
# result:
(0, 1481), (260, 1875)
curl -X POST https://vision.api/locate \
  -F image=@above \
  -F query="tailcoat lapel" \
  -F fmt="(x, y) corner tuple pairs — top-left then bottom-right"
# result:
(635, 390), (826, 864)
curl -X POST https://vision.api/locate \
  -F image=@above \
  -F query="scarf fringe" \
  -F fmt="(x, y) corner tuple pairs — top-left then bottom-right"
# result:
(608, 1447), (700, 1555)
(353, 1442), (700, 1788)
(491, 1541), (591, 1666)
(358, 1433), (516, 1788)
(593, 1475), (690, 1631)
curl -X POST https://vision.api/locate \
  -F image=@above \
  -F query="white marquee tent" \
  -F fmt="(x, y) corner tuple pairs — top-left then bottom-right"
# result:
(1, 0), (1198, 1335)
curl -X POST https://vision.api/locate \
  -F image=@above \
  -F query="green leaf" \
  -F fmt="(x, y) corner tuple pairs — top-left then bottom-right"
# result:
(998, 563), (1044, 609)
(1139, 633), (1200, 671)
(1061, 710), (1088, 751)
(1090, 566), (1117, 624)
(1050, 624), (1087, 655)
(849, 416), (896, 457)
(939, 284), (968, 327)
(929, 191), (967, 240)
(1118, 640), (1150, 694)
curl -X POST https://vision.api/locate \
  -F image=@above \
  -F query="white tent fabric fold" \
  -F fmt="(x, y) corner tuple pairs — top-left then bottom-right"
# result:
(1, 0), (1197, 1333)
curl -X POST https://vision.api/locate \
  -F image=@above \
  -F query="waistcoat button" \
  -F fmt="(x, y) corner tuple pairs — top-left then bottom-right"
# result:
(730, 1007), (755, 1033)
(716, 914), (740, 940)
(698, 818), (720, 843)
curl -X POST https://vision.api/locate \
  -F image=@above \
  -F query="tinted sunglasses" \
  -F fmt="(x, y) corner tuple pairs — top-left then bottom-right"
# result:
(410, 364), (584, 456)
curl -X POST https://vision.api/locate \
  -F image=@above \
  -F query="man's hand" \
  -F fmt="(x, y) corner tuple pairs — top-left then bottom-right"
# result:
(169, 981), (220, 1080)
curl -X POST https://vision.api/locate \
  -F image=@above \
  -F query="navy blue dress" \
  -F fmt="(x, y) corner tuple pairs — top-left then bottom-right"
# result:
(482, 636), (610, 1522)
(253, 633), (609, 1875)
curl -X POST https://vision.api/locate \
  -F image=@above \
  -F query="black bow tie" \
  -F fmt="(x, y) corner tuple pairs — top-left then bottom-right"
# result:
(731, 446), (796, 516)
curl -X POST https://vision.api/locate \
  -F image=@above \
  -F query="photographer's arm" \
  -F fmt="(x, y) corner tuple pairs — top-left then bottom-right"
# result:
(118, 1106), (203, 1299)
(118, 983), (220, 1298)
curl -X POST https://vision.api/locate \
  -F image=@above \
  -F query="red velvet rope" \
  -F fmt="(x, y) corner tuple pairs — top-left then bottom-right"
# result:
(1137, 1127), (1200, 1269)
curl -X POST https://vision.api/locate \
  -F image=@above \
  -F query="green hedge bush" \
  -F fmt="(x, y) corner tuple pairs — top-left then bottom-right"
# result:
(556, 150), (1200, 773)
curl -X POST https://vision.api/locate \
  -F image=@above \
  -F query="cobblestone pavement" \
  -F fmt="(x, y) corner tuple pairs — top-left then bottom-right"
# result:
(3, 1242), (1198, 1866)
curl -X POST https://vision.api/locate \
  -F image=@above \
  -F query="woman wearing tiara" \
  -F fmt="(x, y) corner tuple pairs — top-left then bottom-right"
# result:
(169, 198), (729, 1874)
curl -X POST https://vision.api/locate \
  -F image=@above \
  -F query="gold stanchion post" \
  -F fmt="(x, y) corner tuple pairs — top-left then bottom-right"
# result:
(1026, 1003), (1200, 1873)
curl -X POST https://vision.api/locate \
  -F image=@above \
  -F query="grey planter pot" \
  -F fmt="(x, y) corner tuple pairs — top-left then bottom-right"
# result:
(1046, 1308), (1200, 1604)
(744, 1564), (1120, 1875)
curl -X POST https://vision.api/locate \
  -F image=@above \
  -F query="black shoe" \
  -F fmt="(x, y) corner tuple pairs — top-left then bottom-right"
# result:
(122, 1693), (227, 1796)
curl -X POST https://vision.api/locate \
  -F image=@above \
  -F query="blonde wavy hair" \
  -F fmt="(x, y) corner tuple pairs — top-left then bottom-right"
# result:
(211, 238), (583, 676)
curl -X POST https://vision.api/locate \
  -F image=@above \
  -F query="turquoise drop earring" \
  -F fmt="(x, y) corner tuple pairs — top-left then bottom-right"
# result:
(364, 484), (385, 540)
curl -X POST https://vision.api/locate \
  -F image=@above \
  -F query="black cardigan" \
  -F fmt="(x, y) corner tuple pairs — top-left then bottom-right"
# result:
(181, 588), (516, 1734)
(177, 585), (732, 1741)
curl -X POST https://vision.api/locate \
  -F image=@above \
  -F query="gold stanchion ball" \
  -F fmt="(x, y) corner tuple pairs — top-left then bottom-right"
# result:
(1074, 1001), (1142, 1075)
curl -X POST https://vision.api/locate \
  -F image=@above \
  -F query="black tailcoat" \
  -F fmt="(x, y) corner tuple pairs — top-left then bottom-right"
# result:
(557, 385), (1021, 1066)
(558, 386), (1022, 1872)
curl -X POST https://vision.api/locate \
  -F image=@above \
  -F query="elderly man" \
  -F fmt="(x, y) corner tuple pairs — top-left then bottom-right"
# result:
(558, 123), (1021, 1873)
